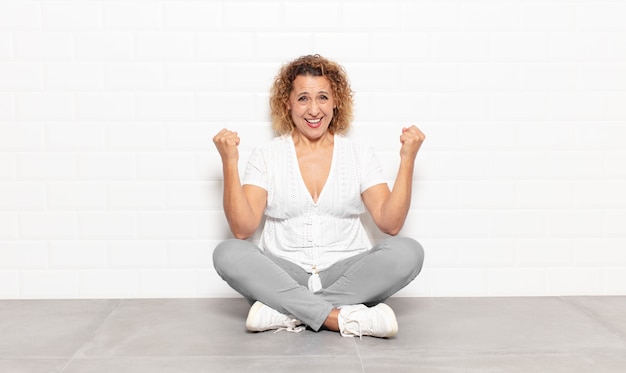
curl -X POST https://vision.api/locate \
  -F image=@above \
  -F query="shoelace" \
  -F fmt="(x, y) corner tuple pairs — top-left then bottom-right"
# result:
(340, 307), (368, 339)
(344, 319), (364, 339)
(273, 318), (306, 333)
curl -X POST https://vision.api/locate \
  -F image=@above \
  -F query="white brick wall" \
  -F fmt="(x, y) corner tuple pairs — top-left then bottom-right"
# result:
(1, 0), (625, 299)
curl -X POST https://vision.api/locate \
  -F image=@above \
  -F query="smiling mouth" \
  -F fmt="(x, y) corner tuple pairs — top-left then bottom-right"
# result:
(305, 118), (322, 127)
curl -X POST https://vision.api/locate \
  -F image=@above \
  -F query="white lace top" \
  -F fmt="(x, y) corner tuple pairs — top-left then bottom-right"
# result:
(243, 134), (387, 273)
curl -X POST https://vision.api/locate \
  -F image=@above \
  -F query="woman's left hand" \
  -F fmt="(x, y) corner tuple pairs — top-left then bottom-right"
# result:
(399, 125), (425, 160)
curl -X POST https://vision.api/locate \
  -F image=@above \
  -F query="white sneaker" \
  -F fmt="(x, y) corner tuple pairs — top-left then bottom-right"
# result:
(245, 301), (305, 333)
(338, 303), (398, 338)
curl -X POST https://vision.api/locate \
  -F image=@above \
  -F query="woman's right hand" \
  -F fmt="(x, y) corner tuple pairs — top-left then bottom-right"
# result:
(213, 128), (240, 162)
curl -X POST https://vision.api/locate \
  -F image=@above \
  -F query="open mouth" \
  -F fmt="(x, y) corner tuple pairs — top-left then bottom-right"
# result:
(305, 118), (322, 128)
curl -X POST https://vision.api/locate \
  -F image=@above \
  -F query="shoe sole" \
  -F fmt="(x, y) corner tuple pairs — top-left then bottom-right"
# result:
(376, 303), (399, 338)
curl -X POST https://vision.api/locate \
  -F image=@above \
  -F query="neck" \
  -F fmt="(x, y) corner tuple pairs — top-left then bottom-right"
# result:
(291, 131), (334, 150)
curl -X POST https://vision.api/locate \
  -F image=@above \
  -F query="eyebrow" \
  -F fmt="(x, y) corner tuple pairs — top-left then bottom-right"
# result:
(296, 90), (330, 96)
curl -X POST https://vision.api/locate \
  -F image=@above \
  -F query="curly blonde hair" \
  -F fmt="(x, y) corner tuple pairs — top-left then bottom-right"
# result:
(269, 55), (354, 135)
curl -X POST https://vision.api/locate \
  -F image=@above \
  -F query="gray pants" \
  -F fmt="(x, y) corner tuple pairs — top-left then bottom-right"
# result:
(213, 236), (424, 331)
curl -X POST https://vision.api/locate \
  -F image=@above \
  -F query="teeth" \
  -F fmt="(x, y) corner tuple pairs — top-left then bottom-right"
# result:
(307, 118), (321, 124)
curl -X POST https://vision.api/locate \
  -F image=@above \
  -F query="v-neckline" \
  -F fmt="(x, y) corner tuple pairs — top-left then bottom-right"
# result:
(289, 135), (337, 205)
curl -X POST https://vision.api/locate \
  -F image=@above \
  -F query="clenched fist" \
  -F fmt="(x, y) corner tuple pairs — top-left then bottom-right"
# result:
(399, 125), (425, 160)
(213, 128), (240, 162)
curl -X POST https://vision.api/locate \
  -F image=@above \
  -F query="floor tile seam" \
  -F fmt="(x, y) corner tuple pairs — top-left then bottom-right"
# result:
(357, 348), (626, 358)
(358, 351), (626, 358)
(450, 348), (626, 356)
(352, 338), (366, 373)
(55, 354), (363, 358)
(66, 353), (364, 358)
(559, 296), (626, 343)
(58, 299), (124, 371)
(0, 356), (72, 361)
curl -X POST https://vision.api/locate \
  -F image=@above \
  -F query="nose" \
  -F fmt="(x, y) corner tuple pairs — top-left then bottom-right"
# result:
(308, 100), (320, 116)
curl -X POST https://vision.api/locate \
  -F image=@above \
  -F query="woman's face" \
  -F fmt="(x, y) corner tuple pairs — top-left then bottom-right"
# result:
(287, 74), (335, 141)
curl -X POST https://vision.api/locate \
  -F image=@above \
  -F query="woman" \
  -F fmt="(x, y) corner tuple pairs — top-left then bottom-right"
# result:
(212, 55), (425, 338)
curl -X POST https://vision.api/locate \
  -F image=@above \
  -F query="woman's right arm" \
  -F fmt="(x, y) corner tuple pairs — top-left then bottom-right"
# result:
(213, 128), (267, 239)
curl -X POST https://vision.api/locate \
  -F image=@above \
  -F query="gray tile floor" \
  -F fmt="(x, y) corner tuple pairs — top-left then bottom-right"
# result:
(1, 296), (626, 372)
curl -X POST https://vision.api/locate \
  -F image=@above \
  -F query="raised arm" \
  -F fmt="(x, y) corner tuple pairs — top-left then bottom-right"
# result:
(361, 125), (425, 236)
(213, 128), (267, 239)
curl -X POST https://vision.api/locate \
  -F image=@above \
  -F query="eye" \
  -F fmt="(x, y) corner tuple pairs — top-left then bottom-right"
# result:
(298, 96), (308, 102)
(319, 95), (328, 101)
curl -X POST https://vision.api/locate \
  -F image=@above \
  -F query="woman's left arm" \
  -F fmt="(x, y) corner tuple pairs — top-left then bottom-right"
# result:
(362, 125), (425, 236)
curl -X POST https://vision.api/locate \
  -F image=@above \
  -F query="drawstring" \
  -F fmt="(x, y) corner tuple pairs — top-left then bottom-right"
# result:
(307, 265), (322, 292)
